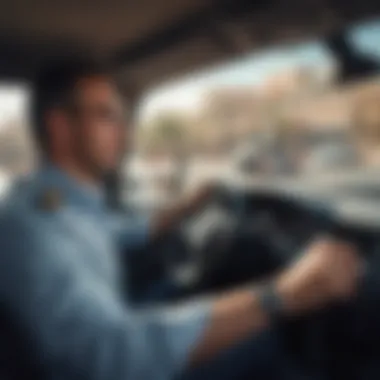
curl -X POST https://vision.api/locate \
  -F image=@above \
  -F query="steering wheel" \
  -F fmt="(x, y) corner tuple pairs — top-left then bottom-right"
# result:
(161, 188), (369, 377)
(160, 185), (245, 291)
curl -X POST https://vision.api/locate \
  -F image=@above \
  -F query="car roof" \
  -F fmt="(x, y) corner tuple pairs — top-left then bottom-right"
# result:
(1, 0), (380, 96)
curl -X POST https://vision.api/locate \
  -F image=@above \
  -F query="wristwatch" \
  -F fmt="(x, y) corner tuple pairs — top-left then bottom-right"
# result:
(257, 284), (284, 321)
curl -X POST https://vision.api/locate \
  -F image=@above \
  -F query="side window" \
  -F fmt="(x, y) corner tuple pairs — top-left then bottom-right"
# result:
(350, 20), (380, 59)
(0, 85), (33, 196)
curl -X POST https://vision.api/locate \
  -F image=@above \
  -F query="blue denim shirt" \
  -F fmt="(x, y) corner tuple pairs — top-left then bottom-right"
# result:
(0, 165), (210, 380)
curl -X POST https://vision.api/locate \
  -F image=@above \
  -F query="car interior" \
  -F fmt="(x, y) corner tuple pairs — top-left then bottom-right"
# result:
(3, 1), (380, 379)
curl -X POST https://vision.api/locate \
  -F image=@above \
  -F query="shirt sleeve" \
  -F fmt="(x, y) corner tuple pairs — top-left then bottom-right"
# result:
(0, 212), (211, 380)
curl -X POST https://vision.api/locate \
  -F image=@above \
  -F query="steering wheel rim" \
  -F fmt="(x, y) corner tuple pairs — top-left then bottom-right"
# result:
(162, 185), (246, 290)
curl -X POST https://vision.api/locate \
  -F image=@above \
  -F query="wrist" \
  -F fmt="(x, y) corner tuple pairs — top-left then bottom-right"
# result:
(274, 275), (299, 315)
(256, 283), (285, 322)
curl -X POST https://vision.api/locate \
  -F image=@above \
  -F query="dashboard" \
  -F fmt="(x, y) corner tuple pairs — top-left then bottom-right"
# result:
(243, 191), (380, 260)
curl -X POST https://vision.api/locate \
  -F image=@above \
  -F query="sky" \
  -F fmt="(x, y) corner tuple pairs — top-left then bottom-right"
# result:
(0, 18), (380, 128)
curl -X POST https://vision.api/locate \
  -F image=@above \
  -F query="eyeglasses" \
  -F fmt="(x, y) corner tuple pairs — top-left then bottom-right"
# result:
(67, 103), (129, 126)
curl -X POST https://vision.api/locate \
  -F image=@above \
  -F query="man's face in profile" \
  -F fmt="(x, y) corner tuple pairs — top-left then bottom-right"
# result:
(68, 75), (128, 175)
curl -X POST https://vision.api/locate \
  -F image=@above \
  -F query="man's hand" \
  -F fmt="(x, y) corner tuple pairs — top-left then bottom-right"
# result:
(190, 237), (362, 364)
(151, 182), (219, 239)
(276, 238), (362, 315)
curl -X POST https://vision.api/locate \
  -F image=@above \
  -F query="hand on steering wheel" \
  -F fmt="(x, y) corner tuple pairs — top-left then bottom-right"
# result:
(277, 235), (364, 378)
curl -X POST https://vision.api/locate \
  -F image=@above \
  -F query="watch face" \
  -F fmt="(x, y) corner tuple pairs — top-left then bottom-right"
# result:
(259, 286), (283, 318)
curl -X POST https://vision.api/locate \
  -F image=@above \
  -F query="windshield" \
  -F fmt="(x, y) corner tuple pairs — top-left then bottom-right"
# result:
(0, 19), (379, 208)
(126, 18), (380, 210)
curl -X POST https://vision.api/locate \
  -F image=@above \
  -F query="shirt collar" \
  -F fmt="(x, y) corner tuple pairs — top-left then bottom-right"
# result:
(35, 163), (106, 212)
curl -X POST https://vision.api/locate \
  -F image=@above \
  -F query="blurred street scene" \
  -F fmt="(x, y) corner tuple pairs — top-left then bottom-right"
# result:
(1, 20), (380, 212)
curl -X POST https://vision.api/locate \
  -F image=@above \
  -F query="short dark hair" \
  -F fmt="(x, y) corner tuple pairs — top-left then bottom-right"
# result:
(31, 58), (111, 152)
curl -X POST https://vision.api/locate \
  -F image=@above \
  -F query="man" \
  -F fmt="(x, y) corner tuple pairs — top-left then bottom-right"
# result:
(0, 59), (361, 380)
